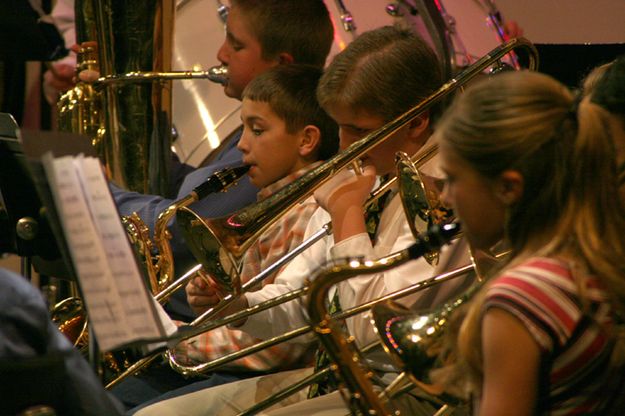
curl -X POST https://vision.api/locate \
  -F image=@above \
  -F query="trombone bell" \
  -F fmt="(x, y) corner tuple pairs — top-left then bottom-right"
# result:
(176, 208), (243, 295)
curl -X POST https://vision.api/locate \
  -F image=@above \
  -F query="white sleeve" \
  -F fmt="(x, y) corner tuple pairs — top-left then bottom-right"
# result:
(239, 207), (332, 343)
(333, 195), (436, 347)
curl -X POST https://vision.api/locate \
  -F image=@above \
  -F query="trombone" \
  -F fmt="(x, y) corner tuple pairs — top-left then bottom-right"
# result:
(174, 37), (538, 298)
(307, 223), (463, 415)
(106, 143), (442, 388)
(106, 37), (538, 388)
(107, 225), (468, 389)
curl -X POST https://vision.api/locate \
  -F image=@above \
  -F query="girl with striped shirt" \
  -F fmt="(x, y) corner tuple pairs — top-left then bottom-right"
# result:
(435, 71), (625, 415)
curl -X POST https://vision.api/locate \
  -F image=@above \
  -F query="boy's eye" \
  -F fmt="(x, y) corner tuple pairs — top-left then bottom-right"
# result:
(226, 34), (244, 52)
(343, 126), (373, 138)
(252, 128), (264, 136)
(229, 39), (244, 51)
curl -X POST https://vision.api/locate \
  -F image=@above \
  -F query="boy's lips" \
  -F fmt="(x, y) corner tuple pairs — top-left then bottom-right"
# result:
(244, 162), (257, 174)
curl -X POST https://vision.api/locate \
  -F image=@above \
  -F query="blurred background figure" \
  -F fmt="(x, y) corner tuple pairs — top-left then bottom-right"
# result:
(43, 0), (77, 105)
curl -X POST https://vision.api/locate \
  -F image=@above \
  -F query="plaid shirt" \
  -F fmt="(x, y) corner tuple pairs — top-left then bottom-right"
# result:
(173, 164), (320, 372)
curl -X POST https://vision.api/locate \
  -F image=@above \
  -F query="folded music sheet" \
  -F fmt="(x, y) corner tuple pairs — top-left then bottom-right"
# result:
(42, 153), (176, 352)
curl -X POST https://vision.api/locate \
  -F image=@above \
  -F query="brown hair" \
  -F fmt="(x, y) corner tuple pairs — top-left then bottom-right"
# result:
(242, 64), (339, 160)
(230, 0), (334, 68)
(317, 25), (442, 121)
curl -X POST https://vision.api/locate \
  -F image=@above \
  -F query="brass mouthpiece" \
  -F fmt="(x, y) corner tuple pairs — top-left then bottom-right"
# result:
(208, 65), (229, 86)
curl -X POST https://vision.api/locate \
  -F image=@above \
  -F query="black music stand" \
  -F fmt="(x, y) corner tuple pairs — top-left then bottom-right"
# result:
(0, 113), (94, 280)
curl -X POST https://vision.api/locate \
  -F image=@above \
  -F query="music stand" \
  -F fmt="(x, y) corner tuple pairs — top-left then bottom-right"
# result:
(0, 113), (94, 280)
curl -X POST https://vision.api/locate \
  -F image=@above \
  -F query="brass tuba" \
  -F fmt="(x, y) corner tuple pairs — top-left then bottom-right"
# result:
(57, 0), (229, 195)
(57, 0), (175, 195)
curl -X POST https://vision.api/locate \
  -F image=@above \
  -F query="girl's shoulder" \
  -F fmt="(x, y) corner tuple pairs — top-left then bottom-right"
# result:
(490, 256), (576, 294)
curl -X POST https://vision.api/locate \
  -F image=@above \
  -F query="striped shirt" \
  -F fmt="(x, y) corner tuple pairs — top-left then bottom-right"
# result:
(485, 257), (619, 415)
(172, 164), (320, 372)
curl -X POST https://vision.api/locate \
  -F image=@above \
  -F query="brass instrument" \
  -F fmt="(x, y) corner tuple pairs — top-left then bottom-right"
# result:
(107, 143), (441, 386)
(307, 223), (460, 415)
(370, 250), (506, 410)
(108, 233), (470, 390)
(164, 146), (442, 375)
(57, 0), (174, 195)
(176, 37), (538, 299)
(123, 165), (250, 295)
(106, 38), (538, 388)
(58, 1), (229, 195)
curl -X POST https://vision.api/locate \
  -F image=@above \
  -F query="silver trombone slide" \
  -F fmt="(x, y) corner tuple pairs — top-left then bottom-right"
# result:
(107, 252), (471, 389)
(169, 262), (475, 375)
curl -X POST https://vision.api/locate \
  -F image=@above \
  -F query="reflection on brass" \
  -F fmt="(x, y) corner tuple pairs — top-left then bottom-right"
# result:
(107, 38), (538, 392)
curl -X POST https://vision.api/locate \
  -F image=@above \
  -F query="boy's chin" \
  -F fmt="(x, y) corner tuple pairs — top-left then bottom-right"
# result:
(223, 84), (242, 100)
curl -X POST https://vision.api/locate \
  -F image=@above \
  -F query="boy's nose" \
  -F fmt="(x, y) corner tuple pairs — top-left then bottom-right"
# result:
(216, 42), (229, 64)
(237, 130), (250, 152)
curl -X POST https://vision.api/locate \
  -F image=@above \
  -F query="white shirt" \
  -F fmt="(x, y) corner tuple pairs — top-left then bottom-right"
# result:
(241, 153), (474, 349)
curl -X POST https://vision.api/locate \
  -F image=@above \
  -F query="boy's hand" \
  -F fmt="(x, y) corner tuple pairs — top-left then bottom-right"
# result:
(314, 165), (377, 242)
(185, 271), (222, 316)
(314, 164), (377, 212)
(43, 62), (76, 104)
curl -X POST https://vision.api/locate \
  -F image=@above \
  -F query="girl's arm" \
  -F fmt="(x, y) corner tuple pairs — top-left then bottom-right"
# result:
(479, 307), (541, 416)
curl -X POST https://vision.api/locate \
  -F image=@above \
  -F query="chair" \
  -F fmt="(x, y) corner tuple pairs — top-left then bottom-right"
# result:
(0, 354), (67, 415)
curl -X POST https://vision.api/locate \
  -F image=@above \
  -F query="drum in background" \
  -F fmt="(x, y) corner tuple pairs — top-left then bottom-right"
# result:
(324, 0), (428, 61)
(426, 0), (517, 68)
(172, 0), (240, 168)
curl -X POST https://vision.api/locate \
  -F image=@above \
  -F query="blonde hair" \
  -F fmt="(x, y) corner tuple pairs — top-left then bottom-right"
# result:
(435, 71), (625, 398)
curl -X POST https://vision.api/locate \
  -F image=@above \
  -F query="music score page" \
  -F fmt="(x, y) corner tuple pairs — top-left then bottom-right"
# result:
(42, 153), (174, 352)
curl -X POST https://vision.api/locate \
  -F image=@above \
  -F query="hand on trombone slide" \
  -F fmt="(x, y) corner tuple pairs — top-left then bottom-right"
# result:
(185, 269), (224, 316)
(185, 269), (250, 321)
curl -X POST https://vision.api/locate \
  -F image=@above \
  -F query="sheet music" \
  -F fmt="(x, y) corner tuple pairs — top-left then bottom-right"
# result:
(43, 153), (171, 352)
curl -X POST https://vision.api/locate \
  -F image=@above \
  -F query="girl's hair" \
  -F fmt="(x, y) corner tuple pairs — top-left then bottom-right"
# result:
(242, 64), (339, 160)
(317, 25), (442, 121)
(590, 54), (625, 123)
(435, 70), (625, 397)
(231, 0), (334, 68)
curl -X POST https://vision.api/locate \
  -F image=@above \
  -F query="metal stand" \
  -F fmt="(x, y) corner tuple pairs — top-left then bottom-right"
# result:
(88, 325), (104, 382)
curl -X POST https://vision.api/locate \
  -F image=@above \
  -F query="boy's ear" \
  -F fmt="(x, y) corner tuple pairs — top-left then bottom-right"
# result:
(277, 52), (295, 65)
(495, 170), (524, 206)
(298, 125), (321, 159)
(407, 113), (430, 142)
